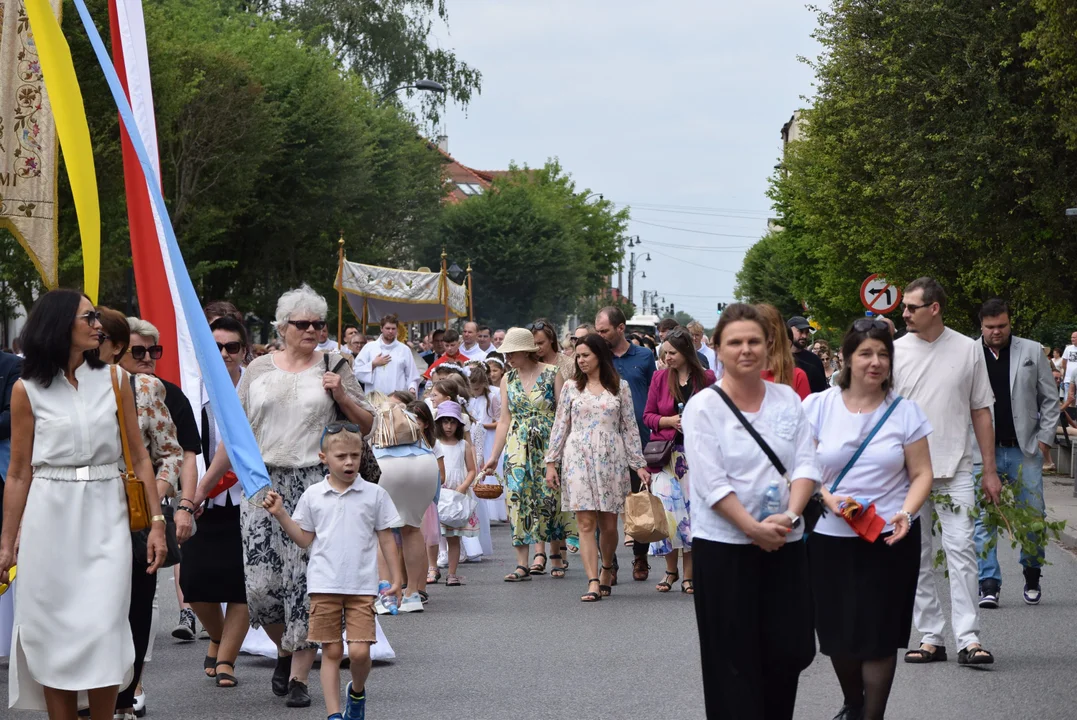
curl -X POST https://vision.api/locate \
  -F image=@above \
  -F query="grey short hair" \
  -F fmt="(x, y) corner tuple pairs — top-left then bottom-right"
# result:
(127, 317), (160, 343)
(274, 284), (327, 335)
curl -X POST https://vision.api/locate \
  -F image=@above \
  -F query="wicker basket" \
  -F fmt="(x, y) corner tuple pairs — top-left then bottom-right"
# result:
(473, 483), (504, 500)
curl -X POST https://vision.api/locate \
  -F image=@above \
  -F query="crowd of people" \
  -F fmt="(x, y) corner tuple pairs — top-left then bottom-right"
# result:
(0, 275), (1063, 720)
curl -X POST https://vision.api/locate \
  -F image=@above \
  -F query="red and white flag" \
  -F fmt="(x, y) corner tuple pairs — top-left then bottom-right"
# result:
(108, 0), (202, 442)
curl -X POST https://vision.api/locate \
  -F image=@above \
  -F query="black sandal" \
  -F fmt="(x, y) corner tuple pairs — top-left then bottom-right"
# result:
(504, 565), (532, 582)
(529, 552), (548, 575)
(581, 578), (602, 602)
(958, 646), (994, 666)
(214, 661), (238, 688)
(599, 564), (615, 597)
(904, 645), (947, 663)
(549, 553), (566, 579)
(656, 571), (679, 593)
(204, 639), (221, 677)
(681, 579), (694, 595)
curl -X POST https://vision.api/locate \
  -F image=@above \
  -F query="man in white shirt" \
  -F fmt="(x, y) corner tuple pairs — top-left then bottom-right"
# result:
(893, 277), (999, 666)
(688, 321), (721, 378)
(353, 314), (420, 396)
(458, 321), (488, 361)
(476, 325), (494, 356)
(1061, 331), (1077, 401)
(492, 329), (506, 349)
(316, 324), (339, 352)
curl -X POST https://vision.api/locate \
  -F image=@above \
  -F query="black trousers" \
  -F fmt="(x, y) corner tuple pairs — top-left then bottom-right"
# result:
(692, 538), (816, 720)
(116, 557), (157, 708)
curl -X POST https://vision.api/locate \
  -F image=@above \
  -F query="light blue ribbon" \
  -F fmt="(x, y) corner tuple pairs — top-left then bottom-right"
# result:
(69, 0), (270, 501)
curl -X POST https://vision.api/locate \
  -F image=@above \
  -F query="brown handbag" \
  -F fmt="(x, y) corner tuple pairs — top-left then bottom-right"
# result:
(110, 366), (151, 532)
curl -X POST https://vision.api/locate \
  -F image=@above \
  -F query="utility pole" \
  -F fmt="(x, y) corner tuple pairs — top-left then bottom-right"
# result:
(627, 252), (636, 307)
(641, 290), (649, 313)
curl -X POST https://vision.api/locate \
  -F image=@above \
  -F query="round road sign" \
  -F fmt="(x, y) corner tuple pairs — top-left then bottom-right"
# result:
(859, 274), (902, 314)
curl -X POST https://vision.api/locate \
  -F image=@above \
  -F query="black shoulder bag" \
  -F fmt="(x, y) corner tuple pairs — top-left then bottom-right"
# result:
(324, 354), (381, 483)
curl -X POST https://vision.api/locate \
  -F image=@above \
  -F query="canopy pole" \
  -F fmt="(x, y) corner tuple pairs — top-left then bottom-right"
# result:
(466, 260), (474, 322)
(441, 248), (449, 329)
(336, 231), (345, 349)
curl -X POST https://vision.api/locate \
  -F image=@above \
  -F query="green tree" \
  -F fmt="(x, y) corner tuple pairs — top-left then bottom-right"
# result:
(1026, 1), (1077, 148)
(762, 0), (1077, 334)
(733, 228), (806, 319)
(574, 295), (634, 327)
(424, 161), (628, 329)
(245, 0), (481, 124)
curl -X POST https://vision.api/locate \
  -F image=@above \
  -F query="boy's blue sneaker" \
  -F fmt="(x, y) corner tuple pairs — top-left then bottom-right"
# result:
(345, 682), (366, 720)
(329, 714), (344, 720)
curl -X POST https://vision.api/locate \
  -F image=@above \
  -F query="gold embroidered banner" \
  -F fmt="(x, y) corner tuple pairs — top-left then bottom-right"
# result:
(0, 0), (60, 288)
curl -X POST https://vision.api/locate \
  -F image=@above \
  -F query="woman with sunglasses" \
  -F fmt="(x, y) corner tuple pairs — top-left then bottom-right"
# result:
(95, 308), (186, 717)
(181, 316), (252, 688)
(196, 284), (374, 708)
(643, 327), (715, 595)
(1, 290), (168, 718)
(802, 318), (933, 720)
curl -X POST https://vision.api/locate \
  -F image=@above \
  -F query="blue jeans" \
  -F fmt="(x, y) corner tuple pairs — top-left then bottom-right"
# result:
(973, 445), (1045, 584)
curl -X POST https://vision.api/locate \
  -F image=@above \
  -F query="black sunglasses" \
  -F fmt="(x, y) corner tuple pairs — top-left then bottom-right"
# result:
(320, 421), (363, 448)
(901, 302), (932, 313)
(128, 345), (164, 360)
(78, 310), (102, 326)
(217, 341), (243, 354)
(289, 320), (327, 331)
(667, 328), (691, 340)
(852, 318), (889, 333)
(570, 337), (583, 346)
(527, 322), (548, 332)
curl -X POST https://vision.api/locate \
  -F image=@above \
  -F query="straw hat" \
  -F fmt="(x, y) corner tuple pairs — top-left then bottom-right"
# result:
(497, 327), (539, 354)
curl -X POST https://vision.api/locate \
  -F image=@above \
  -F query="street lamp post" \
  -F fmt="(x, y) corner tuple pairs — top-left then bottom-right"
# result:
(619, 235), (641, 299)
(377, 79), (447, 105)
(627, 249), (649, 308)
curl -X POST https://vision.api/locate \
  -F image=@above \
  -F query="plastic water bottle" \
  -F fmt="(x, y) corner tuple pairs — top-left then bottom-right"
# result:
(761, 478), (782, 520)
(377, 580), (398, 615)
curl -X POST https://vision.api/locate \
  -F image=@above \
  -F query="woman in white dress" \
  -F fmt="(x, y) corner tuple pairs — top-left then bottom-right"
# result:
(0, 289), (167, 718)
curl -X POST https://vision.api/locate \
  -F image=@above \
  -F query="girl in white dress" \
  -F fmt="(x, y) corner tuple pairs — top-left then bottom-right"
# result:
(470, 365), (508, 523)
(434, 402), (478, 586)
(0, 290), (166, 717)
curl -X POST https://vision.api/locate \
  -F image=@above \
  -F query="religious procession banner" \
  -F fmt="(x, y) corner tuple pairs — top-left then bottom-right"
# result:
(339, 261), (468, 324)
(0, 0), (61, 289)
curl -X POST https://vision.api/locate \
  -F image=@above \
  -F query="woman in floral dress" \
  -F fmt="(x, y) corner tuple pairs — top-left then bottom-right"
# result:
(482, 328), (573, 582)
(545, 334), (649, 601)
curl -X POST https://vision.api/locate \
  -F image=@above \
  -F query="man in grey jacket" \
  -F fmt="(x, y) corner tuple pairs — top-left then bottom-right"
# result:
(974, 298), (1059, 608)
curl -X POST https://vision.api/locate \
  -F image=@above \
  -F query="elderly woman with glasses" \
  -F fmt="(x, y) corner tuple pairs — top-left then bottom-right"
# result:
(197, 284), (374, 708)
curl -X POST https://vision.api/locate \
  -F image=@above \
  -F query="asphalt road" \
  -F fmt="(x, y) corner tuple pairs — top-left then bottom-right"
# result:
(4, 522), (1077, 719)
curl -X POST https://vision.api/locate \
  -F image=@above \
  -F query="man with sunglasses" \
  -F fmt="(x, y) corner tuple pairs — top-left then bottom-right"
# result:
(122, 317), (204, 643)
(893, 277), (999, 667)
(972, 298), (1058, 609)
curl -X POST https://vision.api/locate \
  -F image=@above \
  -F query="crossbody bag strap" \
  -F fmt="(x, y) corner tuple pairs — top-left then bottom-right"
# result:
(829, 396), (903, 494)
(110, 365), (136, 480)
(710, 384), (787, 477)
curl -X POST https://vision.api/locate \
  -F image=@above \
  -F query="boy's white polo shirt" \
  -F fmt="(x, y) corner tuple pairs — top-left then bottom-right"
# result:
(292, 477), (400, 596)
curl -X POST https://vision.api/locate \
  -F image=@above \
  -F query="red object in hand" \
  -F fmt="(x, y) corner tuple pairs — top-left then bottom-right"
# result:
(208, 470), (239, 499)
(840, 500), (886, 543)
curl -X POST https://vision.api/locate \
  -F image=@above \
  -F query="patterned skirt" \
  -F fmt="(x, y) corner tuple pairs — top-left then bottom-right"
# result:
(649, 445), (692, 556)
(240, 464), (323, 652)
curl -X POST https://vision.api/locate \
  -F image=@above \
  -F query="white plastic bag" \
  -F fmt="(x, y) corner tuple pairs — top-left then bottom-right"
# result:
(437, 488), (476, 528)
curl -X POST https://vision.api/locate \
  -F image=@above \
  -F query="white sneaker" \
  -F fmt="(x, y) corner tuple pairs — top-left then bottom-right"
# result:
(373, 596), (391, 616)
(399, 593), (425, 613)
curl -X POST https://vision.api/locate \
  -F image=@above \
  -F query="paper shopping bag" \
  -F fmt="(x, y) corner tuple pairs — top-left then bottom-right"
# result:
(624, 488), (670, 543)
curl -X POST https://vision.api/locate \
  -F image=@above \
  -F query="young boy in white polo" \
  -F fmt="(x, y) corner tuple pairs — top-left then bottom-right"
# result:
(265, 422), (402, 720)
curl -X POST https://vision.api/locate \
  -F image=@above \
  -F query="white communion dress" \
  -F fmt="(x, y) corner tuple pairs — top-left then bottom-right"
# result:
(9, 364), (134, 710)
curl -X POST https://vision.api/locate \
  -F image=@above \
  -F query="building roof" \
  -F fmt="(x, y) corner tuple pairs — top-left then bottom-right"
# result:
(433, 144), (495, 203)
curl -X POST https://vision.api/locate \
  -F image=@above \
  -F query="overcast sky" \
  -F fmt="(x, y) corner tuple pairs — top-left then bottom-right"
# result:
(431, 1), (820, 325)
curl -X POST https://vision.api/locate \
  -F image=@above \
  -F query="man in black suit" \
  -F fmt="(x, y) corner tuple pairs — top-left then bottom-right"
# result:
(0, 350), (22, 531)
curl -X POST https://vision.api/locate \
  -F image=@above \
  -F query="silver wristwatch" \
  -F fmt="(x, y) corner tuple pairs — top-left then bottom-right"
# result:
(783, 510), (802, 529)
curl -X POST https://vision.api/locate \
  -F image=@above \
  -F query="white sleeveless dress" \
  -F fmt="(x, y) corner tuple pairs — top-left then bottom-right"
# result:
(9, 364), (134, 710)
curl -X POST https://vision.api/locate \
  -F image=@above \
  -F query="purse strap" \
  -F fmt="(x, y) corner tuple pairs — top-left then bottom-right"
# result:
(110, 365), (137, 480)
(710, 384), (787, 477)
(829, 396), (903, 494)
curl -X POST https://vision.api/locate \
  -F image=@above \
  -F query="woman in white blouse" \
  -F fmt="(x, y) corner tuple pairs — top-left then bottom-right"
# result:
(802, 318), (933, 720)
(682, 303), (821, 720)
(196, 285), (374, 708)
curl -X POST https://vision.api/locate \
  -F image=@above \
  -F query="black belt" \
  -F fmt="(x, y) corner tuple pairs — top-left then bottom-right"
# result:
(996, 439), (1021, 448)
